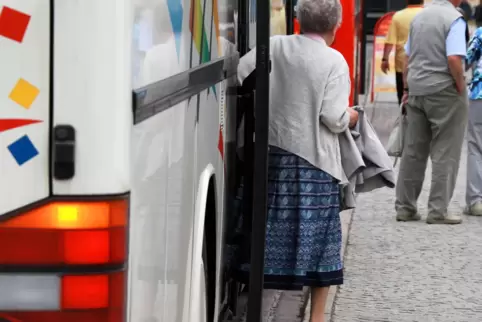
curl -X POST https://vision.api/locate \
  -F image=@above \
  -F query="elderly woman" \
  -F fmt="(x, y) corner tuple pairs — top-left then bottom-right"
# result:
(236, 0), (357, 320)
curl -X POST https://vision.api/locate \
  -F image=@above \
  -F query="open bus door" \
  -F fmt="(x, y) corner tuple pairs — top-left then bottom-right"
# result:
(236, 0), (309, 318)
(285, 0), (294, 35)
(238, 0), (303, 318)
(231, 0), (270, 318)
(233, 0), (364, 318)
(240, 0), (271, 319)
(234, 0), (363, 319)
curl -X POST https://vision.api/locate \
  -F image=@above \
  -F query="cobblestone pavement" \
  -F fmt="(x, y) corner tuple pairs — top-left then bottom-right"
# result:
(332, 102), (482, 322)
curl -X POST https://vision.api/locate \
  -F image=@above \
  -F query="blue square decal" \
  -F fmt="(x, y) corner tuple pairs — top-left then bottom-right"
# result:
(8, 135), (39, 166)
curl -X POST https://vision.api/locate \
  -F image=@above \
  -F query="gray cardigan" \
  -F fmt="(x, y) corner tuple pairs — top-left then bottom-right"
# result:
(238, 34), (350, 182)
(339, 107), (395, 210)
(237, 36), (394, 208)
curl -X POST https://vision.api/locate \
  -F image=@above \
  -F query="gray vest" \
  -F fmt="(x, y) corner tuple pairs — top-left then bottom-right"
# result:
(407, 0), (462, 96)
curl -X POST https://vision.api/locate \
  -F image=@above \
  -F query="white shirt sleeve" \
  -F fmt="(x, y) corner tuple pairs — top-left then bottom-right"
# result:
(446, 17), (467, 57)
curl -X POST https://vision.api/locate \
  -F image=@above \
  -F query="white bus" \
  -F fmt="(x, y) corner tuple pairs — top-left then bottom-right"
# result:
(0, 0), (273, 321)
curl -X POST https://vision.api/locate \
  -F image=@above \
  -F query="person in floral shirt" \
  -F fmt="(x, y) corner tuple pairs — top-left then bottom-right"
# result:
(465, 5), (482, 216)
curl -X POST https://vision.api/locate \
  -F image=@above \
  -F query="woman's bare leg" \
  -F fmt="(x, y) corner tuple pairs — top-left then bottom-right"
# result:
(310, 286), (330, 322)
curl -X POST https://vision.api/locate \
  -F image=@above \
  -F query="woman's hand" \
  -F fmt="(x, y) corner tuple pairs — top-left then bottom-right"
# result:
(348, 108), (359, 128)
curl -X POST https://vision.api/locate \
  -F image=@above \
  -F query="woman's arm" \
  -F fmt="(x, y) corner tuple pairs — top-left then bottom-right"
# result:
(237, 47), (257, 84)
(238, 37), (278, 84)
(319, 71), (351, 134)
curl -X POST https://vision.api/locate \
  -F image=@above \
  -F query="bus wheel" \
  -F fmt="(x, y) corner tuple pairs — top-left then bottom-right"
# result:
(203, 183), (216, 322)
(202, 233), (210, 322)
(201, 249), (208, 321)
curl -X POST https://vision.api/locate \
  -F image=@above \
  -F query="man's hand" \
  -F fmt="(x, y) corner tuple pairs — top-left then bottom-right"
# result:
(348, 108), (359, 128)
(455, 79), (466, 95)
(381, 60), (390, 74)
(401, 90), (408, 115)
(402, 91), (408, 106)
(447, 55), (466, 95)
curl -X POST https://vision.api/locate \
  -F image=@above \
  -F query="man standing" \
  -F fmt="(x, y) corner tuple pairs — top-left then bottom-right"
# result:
(381, 0), (424, 105)
(396, 0), (468, 224)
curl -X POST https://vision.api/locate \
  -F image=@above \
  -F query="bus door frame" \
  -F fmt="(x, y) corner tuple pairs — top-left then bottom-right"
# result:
(285, 0), (294, 35)
(245, 0), (270, 318)
(234, 0), (270, 318)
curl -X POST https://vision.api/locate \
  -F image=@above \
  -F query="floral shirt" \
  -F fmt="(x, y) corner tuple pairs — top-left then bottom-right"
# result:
(467, 27), (482, 100)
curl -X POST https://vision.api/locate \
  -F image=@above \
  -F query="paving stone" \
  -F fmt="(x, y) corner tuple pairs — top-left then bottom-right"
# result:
(332, 102), (482, 322)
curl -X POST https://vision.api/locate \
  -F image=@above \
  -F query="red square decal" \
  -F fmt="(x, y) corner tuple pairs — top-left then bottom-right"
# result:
(0, 6), (31, 43)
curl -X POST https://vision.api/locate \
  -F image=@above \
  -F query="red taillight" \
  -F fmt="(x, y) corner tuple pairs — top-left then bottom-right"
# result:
(0, 198), (128, 322)
(2, 311), (119, 322)
(62, 275), (110, 309)
(1, 272), (125, 322)
(0, 200), (127, 265)
(64, 230), (110, 264)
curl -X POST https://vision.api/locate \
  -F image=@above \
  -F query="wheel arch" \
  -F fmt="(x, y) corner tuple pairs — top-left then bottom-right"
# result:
(193, 164), (218, 322)
(204, 171), (217, 322)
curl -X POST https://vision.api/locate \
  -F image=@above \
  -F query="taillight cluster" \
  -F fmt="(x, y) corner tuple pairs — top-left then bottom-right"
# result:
(0, 198), (128, 322)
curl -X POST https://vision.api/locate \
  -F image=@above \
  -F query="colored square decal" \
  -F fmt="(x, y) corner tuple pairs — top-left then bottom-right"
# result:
(9, 78), (39, 109)
(8, 135), (39, 166)
(0, 6), (31, 43)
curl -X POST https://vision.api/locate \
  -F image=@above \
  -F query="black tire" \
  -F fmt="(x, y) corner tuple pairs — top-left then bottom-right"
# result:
(203, 232), (215, 322)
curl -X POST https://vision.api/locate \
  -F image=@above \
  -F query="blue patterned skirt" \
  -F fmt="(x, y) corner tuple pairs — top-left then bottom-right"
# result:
(232, 146), (343, 290)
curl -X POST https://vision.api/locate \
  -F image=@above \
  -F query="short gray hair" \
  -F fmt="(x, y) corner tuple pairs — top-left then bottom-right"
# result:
(296, 0), (342, 34)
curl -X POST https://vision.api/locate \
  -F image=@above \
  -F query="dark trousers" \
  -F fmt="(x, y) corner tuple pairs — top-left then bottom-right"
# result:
(396, 72), (403, 105)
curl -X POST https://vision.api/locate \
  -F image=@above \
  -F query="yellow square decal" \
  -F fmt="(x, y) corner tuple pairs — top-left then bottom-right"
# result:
(9, 78), (40, 109)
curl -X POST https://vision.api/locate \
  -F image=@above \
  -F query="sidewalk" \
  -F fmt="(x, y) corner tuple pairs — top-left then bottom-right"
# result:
(331, 100), (482, 321)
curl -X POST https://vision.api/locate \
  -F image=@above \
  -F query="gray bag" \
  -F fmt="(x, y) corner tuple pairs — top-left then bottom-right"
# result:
(386, 104), (407, 158)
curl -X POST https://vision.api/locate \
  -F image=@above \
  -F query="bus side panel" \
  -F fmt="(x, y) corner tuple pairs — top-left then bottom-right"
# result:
(128, 97), (196, 322)
(52, 0), (131, 195)
(130, 1), (197, 318)
(0, 0), (50, 215)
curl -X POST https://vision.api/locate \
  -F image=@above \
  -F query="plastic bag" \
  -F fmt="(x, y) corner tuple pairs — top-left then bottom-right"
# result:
(386, 105), (407, 157)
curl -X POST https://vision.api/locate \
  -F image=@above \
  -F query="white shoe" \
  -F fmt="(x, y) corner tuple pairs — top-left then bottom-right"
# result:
(467, 202), (482, 216)
(426, 213), (462, 225)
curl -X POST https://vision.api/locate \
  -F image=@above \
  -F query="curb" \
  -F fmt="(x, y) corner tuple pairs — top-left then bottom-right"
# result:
(301, 209), (355, 322)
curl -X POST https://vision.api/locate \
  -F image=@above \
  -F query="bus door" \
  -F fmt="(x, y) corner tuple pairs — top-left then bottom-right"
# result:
(232, 0), (365, 319)
(229, 0), (270, 318)
(285, 0), (294, 34)
(285, 4), (295, 55)
(245, 0), (270, 314)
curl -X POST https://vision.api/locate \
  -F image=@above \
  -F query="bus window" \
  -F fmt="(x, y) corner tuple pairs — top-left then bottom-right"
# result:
(132, 0), (182, 89)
